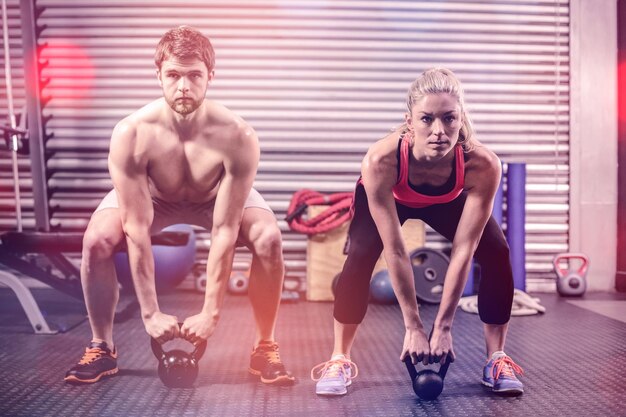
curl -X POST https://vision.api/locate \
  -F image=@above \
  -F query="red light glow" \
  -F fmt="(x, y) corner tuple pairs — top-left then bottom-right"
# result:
(36, 39), (96, 101)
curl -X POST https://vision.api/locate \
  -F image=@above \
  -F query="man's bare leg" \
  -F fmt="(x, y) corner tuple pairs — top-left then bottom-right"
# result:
(238, 207), (294, 385)
(81, 209), (125, 348)
(239, 208), (284, 345)
(65, 208), (125, 384)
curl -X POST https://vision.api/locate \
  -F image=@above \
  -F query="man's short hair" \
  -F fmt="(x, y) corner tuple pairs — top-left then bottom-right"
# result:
(154, 26), (215, 72)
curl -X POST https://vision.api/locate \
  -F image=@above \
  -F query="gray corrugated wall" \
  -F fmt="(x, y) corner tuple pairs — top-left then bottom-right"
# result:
(1, 0), (569, 290)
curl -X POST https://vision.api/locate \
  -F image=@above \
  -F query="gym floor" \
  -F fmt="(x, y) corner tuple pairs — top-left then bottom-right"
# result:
(0, 287), (624, 417)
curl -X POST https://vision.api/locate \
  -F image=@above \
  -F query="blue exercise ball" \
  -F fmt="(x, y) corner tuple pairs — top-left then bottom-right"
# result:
(115, 224), (196, 293)
(370, 270), (398, 304)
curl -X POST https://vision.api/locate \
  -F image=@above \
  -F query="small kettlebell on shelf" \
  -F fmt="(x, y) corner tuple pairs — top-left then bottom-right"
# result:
(553, 253), (589, 297)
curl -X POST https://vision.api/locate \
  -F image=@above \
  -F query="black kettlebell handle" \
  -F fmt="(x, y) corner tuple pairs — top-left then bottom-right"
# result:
(403, 356), (450, 378)
(403, 326), (451, 380)
(150, 322), (208, 361)
(403, 355), (419, 380)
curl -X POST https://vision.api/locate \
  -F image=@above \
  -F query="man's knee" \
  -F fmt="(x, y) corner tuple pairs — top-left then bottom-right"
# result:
(82, 226), (122, 260)
(250, 223), (283, 261)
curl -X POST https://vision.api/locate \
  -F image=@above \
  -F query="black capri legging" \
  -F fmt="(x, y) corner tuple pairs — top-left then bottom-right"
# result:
(333, 184), (514, 325)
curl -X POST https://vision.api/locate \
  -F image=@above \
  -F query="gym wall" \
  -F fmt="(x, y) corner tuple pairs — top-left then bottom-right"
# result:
(2, 0), (573, 291)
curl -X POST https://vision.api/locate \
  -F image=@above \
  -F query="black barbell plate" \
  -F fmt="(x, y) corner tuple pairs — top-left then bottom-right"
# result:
(410, 248), (450, 304)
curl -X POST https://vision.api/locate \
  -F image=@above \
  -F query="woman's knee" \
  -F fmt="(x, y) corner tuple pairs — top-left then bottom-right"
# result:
(333, 286), (368, 324)
(476, 233), (510, 262)
(333, 264), (370, 323)
(333, 309), (366, 325)
(346, 236), (383, 260)
(496, 238), (510, 258)
(478, 303), (512, 325)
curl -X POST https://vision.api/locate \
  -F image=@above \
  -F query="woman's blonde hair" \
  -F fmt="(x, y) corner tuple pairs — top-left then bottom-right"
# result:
(404, 68), (478, 152)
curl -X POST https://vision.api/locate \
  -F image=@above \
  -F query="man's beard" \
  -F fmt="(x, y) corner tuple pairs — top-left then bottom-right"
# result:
(167, 97), (202, 115)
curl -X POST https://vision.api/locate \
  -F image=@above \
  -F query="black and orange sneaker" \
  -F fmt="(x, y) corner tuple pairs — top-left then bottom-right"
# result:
(64, 341), (118, 384)
(248, 341), (295, 386)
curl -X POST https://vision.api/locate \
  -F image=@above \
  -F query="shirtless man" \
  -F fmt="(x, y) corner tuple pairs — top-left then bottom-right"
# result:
(64, 26), (294, 386)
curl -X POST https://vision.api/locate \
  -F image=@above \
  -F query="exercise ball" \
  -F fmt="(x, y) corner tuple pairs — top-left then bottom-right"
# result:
(115, 224), (196, 293)
(370, 270), (398, 304)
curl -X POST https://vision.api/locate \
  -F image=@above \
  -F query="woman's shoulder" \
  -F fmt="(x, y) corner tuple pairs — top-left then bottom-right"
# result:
(463, 144), (501, 187)
(362, 128), (403, 178)
(464, 142), (500, 169)
(370, 127), (405, 154)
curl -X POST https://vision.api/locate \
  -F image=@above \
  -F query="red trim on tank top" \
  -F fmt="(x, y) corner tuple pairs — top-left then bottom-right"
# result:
(392, 134), (465, 208)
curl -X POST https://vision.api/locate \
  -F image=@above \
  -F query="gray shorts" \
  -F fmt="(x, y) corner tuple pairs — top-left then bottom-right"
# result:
(94, 188), (272, 233)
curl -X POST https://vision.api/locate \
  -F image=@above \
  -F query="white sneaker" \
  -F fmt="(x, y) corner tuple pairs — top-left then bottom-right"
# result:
(311, 355), (358, 396)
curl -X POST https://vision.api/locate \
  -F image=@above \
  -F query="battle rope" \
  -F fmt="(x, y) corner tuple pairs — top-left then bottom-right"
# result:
(285, 189), (354, 235)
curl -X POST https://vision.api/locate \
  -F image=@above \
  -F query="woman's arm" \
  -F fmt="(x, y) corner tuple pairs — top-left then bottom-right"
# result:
(435, 150), (502, 330)
(362, 138), (431, 363)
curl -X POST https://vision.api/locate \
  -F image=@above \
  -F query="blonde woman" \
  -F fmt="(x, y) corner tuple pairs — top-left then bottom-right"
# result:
(312, 68), (524, 396)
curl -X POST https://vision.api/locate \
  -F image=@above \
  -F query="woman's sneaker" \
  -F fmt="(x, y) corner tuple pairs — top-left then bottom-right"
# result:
(311, 355), (358, 396)
(482, 351), (524, 395)
(64, 341), (118, 384)
(248, 341), (295, 386)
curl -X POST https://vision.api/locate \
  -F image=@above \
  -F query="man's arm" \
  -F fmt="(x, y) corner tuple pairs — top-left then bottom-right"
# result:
(108, 121), (178, 340)
(184, 125), (260, 342)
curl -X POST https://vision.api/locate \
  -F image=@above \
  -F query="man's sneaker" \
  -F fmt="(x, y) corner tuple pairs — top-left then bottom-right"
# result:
(311, 355), (358, 396)
(482, 351), (524, 395)
(64, 341), (118, 384)
(248, 341), (295, 386)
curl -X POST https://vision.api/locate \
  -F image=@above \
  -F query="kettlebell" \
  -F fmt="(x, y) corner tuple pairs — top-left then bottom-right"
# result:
(553, 253), (589, 297)
(403, 356), (451, 400)
(151, 324), (207, 388)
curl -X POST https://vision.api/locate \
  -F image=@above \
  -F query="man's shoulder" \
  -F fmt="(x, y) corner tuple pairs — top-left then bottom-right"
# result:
(113, 100), (164, 135)
(130, 99), (164, 123)
(205, 100), (241, 126)
(204, 100), (256, 142)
